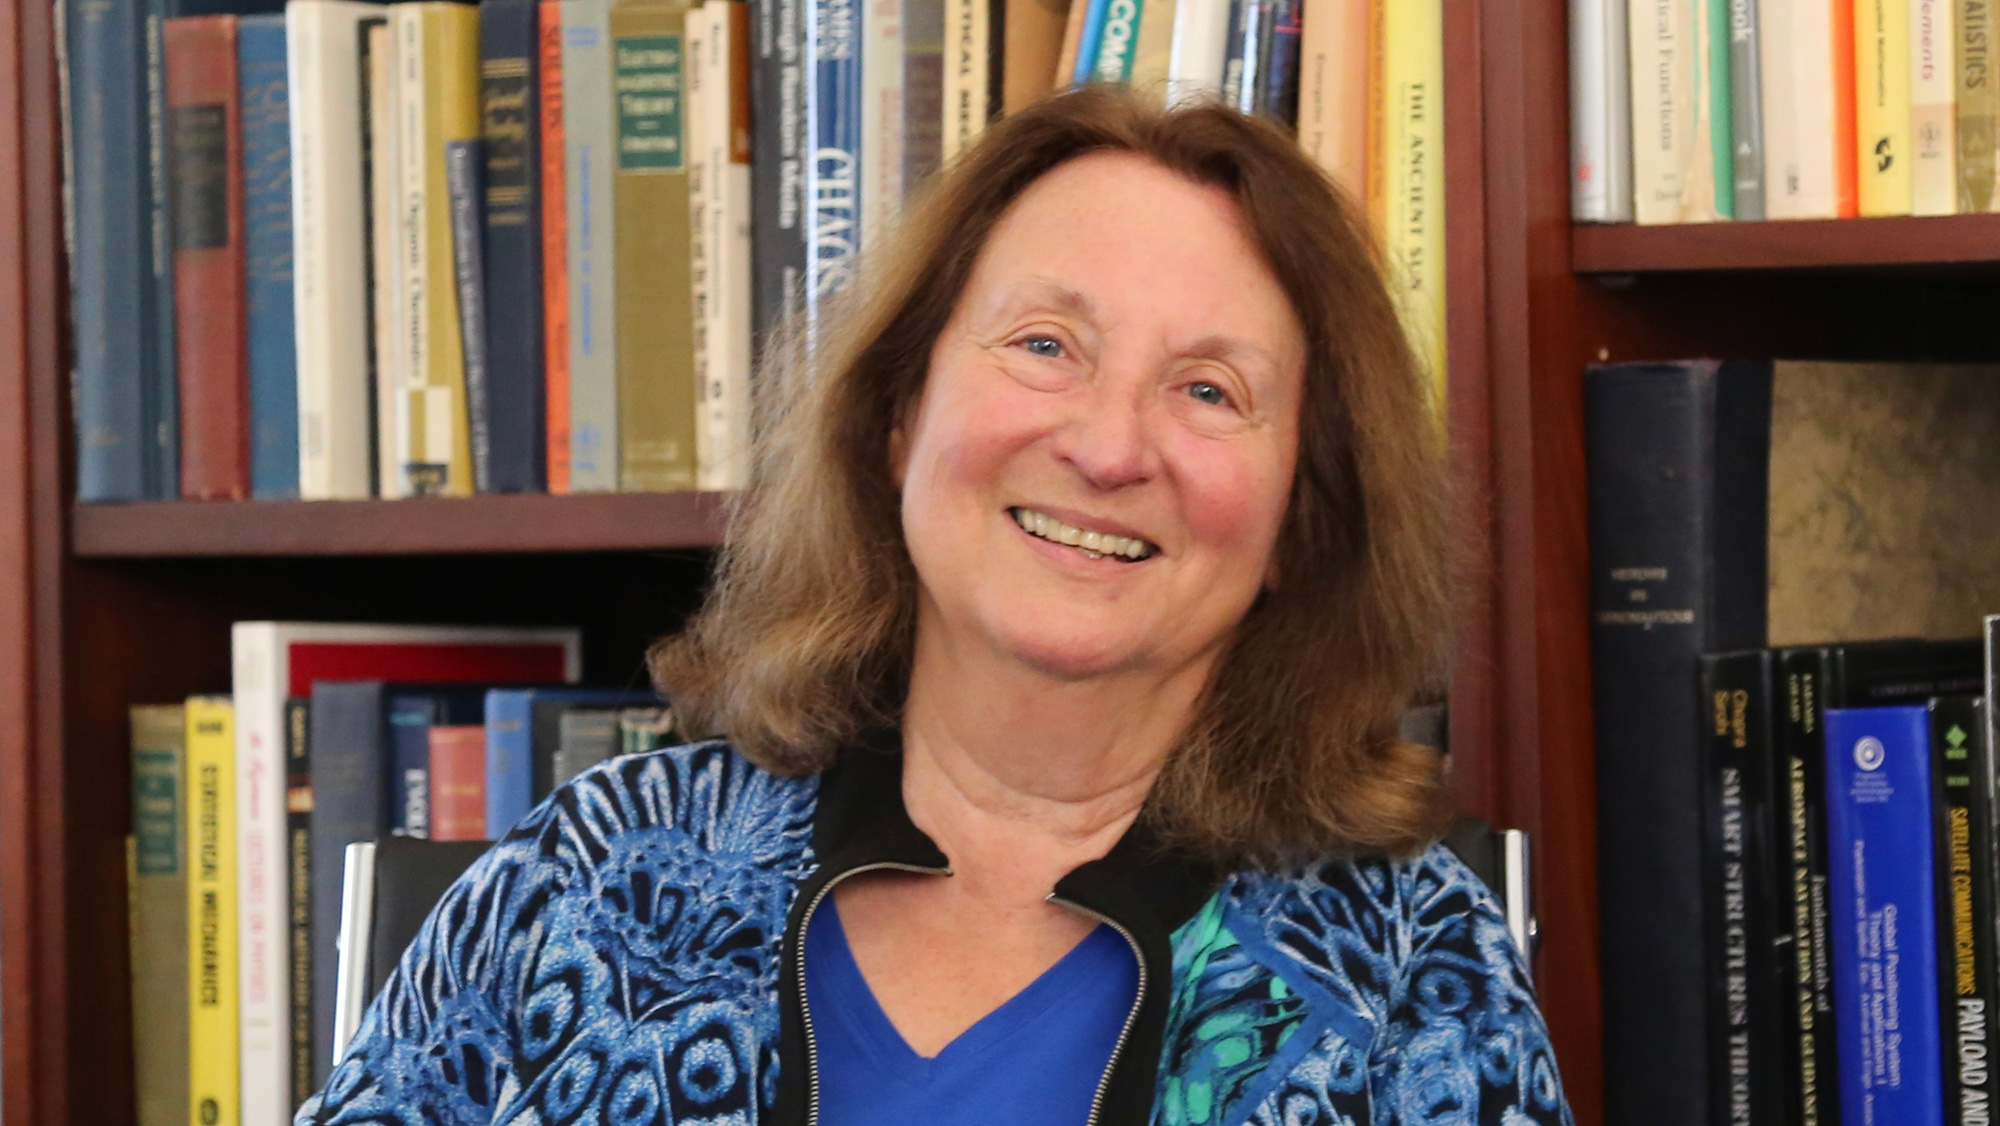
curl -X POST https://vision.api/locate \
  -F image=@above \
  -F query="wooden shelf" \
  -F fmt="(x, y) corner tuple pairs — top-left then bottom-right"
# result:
(71, 491), (732, 558)
(1573, 213), (2000, 273)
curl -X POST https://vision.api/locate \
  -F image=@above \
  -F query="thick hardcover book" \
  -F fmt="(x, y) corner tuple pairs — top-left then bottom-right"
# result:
(695, 0), (753, 492)
(1930, 695), (2000, 1126)
(289, 0), (387, 501)
(1166, 0), (1229, 104)
(1961, 0), (1995, 212)
(1826, 704), (1948, 1125)
(129, 705), (189, 1126)
(1727, 0), (1764, 219)
(167, 15), (251, 500)
(612, 0), (699, 493)
(428, 725), (488, 841)
(553, 708), (623, 786)
(284, 696), (314, 1110)
(941, 0), (991, 159)
(562, 0), (621, 492)
(480, 0), (548, 494)
(388, 687), (488, 839)
(540, 0), (572, 493)
(1912, 0), (1957, 215)
(1254, 0), (1300, 123)
(1380, 0), (1443, 391)
(1761, 0), (1842, 219)
(1299, 0), (1368, 200)
(68, 0), (170, 500)
(1857, 0), (1915, 215)
(1570, 0), (1633, 221)
(749, 0), (807, 358)
(483, 687), (654, 836)
(808, 0), (862, 329)
(147, 3), (183, 498)
(186, 697), (239, 1126)
(240, 14), (298, 499)
(527, 692), (661, 810)
(445, 138), (492, 491)
(1587, 360), (1773, 1126)
(1628, 0), (1693, 224)
(1696, 651), (1787, 1126)
(307, 679), (391, 1082)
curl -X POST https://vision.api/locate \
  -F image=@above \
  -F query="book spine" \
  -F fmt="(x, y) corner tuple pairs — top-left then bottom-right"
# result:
(241, 15), (298, 500)
(1696, 0), (1733, 219)
(167, 16), (251, 501)
(1220, 0), (1263, 112)
(1092, 0), (1145, 82)
(902, 0), (942, 187)
(1914, 0), (1958, 213)
(148, 3), (181, 498)
(1960, 0), (1995, 211)
(1379, 0), (1443, 393)
(129, 704), (189, 1126)
(229, 621), (295, 1123)
(1586, 360), (1773, 1126)
(1727, 0), (1764, 218)
(307, 680), (386, 1089)
(428, 726), (488, 841)
(689, 7), (714, 498)
(446, 137), (492, 492)
(1932, 696), (2000, 1126)
(1572, 0), (1635, 221)
(1055, 0), (1091, 87)
(751, 0), (807, 360)
(291, 3), (383, 502)
(612, 0), (698, 493)
(1629, 0), (1694, 223)
(1858, 0), (1916, 214)
(364, 17), (403, 498)
(1760, 0), (1806, 218)
(284, 695), (314, 1112)
(1256, 0), (1301, 124)
(1835, 0), (1861, 213)
(554, 709), (621, 787)
(1775, 647), (1843, 1126)
(480, 0), (547, 495)
(395, 6), (434, 496)
(484, 690), (535, 838)
(67, 0), (162, 501)
(808, 0), (862, 329)
(1167, 0), (1232, 106)
(943, 0), (989, 160)
(1077, 0), (1111, 82)
(863, 0), (905, 245)
(389, 695), (435, 839)
(562, 0), (621, 492)
(540, 0), (572, 494)
(1696, 651), (1788, 1126)
(1826, 704), (1948, 1126)
(703, 2), (754, 493)
(186, 696), (240, 1126)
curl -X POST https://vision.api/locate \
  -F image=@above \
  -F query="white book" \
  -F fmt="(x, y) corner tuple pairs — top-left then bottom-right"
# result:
(366, 17), (406, 496)
(289, 1), (387, 501)
(1166, 0), (1231, 105)
(393, 7), (439, 492)
(1628, 0), (1694, 223)
(1911, 0), (1955, 214)
(1295, 0), (1369, 201)
(862, 0), (905, 245)
(1570, 0), (1634, 221)
(1757, 0), (1799, 215)
(1767, 0), (1840, 217)
(563, 0), (620, 492)
(704, 0), (754, 491)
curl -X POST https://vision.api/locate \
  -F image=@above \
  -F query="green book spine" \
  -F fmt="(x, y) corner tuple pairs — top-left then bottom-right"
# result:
(129, 704), (189, 1126)
(1707, 0), (1736, 217)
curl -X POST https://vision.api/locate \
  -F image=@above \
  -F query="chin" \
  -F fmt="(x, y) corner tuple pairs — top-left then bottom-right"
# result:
(988, 621), (1143, 681)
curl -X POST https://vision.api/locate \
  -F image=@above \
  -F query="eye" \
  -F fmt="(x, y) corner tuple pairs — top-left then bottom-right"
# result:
(1186, 380), (1229, 406)
(1019, 334), (1065, 359)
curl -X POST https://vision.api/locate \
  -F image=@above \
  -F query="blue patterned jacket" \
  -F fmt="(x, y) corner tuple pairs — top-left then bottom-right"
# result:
(299, 739), (1572, 1126)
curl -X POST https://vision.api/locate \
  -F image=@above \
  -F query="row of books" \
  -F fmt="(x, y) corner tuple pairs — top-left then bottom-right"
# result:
(1568, 0), (2000, 224)
(118, 622), (692, 1126)
(66, 0), (1448, 505)
(1586, 358), (2000, 1125)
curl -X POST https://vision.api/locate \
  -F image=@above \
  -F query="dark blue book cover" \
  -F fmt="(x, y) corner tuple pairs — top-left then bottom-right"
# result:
(69, 0), (164, 501)
(478, 0), (545, 493)
(239, 13), (297, 498)
(1254, 0), (1299, 126)
(807, 0), (860, 329)
(1826, 704), (1947, 1126)
(306, 679), (389, 1091)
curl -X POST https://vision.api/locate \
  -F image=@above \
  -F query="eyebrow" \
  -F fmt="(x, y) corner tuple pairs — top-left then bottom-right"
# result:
(1008, 278), (1288, 372)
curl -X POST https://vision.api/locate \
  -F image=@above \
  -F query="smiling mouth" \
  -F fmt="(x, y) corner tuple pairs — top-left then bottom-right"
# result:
(1009, 507), (1159, 562)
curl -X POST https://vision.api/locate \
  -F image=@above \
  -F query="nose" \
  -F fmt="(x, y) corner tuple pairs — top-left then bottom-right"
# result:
(1052, 358), (1161, 490)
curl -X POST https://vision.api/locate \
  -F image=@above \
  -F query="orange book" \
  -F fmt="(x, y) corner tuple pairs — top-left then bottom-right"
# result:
(1833, 0), (1859, 216)
(539, 0), (572, 493)
(427, 725), (487, 841)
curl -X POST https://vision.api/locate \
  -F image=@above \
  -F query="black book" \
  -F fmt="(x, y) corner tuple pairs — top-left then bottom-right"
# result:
(528, 691), (656, 804)
(749, 0), (806, 361)
(1587, 360), (1772, 1126)
(1698, 650), (1786, 1126)
(284, 695), (313, 1110)
(366, 836), (489, 997)
(477, 0), (545, 492)
(1931, 695), (1999, 1126)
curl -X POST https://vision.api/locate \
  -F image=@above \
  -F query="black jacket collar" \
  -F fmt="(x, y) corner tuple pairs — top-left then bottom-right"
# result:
(772, 735), (1221, 1125)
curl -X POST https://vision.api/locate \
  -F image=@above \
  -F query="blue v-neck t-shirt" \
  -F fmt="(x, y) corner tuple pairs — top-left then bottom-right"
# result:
(803, 903), (1140, 1125)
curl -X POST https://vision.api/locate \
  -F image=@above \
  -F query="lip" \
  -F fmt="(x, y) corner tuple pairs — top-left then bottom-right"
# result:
(1006, 506), (1161, 569)
(1008, 503), (1160, 550)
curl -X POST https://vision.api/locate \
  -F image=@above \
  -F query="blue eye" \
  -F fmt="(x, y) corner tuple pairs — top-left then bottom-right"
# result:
(1187, 381), (1227, 406)
(1021, 335), (1064, 358)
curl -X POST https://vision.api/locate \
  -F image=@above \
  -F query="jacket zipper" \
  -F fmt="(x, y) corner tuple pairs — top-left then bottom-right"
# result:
(1049, 895), (1147, 1126)
(797, 861), (951, 1126)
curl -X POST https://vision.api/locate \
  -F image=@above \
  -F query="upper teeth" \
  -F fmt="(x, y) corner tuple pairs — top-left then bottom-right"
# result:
(1011, 508), (1156, 560)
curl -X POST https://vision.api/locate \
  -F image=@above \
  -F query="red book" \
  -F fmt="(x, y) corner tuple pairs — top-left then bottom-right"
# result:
(1832, 0), (1859, 218)
(428, 725), (488, 842)
(540, 0), (571, 495)
(165, 16), (249, 500)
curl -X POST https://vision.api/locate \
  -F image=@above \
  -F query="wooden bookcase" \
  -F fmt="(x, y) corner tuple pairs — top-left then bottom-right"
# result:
(12, 0), (1992, 1121)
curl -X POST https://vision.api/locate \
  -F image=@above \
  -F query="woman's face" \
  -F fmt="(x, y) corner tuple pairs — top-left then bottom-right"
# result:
(896, 151), (1306, 684)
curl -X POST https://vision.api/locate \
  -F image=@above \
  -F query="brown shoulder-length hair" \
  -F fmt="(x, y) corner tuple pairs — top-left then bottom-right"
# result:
(652, 85), (1455, 864)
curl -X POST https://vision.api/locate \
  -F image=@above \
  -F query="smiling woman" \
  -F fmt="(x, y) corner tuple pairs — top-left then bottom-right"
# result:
(298, 87), (1571, 1126)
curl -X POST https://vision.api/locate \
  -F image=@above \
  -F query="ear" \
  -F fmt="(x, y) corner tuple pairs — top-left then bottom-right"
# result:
(889, 419), (911, 489)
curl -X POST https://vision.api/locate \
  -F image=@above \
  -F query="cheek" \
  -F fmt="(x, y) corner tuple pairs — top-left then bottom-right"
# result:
(899, 363), (1048, 535)
(1173, 435), (1296, 578)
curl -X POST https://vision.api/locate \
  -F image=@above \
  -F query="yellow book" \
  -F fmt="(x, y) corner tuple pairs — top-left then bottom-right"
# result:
(1379, 0), (1444, 404)
(1858, 0), (1915, 214)
(396, 3), (482, 495)
(185, 697), (238, 1126)
(612, 0), (699, 491)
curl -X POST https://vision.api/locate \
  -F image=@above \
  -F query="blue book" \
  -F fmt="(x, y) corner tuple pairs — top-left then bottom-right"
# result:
(483, 687), (656, 838)
(1255, 0), (1300, 124)
(1072, 0), (1107, 84)
(1826, 704), (1947, 1126)
(238, 14), (297, 498)
(806, 0), (861, 330)
(68, 0), (166, 500)
(386, 689), (486, 839)
(478, 0), (546, 493)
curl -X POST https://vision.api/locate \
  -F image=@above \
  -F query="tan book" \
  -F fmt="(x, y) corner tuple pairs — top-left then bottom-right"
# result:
(1054, 0), (1089, 90)
(1298, 0), (1369, 200)
(129, 705), (188, 1126)
(1127, 0), (1176, 101)
(1004, 0), (1072, 111)
(612, 0), (698, 491)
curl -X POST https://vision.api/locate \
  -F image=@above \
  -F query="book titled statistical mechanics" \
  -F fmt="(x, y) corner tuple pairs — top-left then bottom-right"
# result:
(1826, 704), (1947, 1126)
